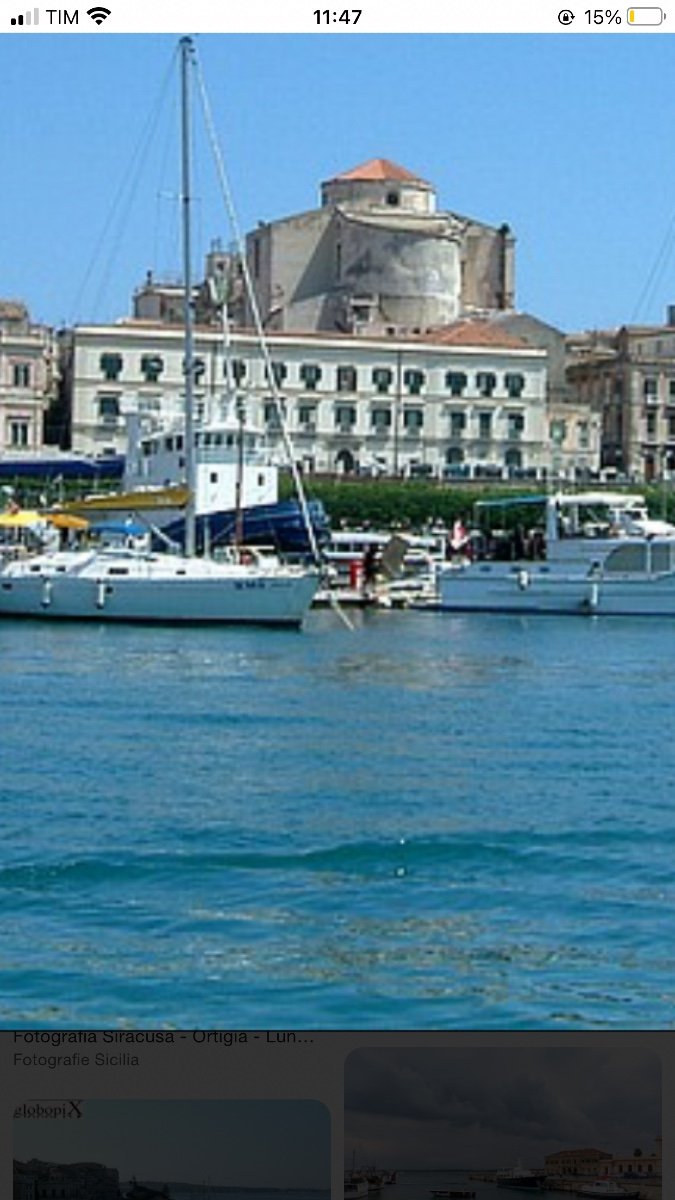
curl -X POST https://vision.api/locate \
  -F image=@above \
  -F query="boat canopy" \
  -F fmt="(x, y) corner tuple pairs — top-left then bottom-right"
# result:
(475, 492), (645, 511)
(474, 495), (548, 510)
(91, 521), (147, 537)
(554, 491), (645, 509)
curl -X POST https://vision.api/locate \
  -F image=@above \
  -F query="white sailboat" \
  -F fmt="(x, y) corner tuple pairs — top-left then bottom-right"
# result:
(0, 38), (319, 626)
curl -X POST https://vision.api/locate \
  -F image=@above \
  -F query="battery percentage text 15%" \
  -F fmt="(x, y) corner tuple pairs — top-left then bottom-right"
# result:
(585, 8), (622, 19)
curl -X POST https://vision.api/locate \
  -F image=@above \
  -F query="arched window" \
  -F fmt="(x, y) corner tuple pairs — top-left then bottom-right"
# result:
(336, 448), (356, 473)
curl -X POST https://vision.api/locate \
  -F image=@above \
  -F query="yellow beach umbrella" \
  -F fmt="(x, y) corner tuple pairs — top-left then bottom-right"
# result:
(0, 509), (43, 528)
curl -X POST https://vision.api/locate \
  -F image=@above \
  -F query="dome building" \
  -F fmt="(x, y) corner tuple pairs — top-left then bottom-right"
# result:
(243, 158), (515, 336)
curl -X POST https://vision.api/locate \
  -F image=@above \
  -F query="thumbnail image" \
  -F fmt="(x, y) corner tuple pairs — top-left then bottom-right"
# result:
(5, 31), (675, 1031)
(344, 1047), (661, 1199)
(13, 1098), (330, 1200)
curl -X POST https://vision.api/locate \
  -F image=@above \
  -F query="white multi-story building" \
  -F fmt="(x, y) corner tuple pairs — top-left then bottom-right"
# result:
(61, 318), (550, 481)
(0, 300), (55, 453)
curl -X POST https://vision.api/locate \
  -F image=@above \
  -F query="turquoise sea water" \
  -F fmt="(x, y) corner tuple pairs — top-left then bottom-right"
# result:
(1, 609), (674, 1028)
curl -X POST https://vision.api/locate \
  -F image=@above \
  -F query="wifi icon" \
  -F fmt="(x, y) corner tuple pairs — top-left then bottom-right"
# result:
(87, 5), (110, 22)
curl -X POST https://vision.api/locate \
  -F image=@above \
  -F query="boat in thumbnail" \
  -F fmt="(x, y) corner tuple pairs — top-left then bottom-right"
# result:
(344, 1175), (370, 1200)
(118, 405), (329, 557)
(495, 1164), (547, 1190)
(575, 1182), (641, 1199)
(438, 490), (675, 617)
(0, 38), (319, 627)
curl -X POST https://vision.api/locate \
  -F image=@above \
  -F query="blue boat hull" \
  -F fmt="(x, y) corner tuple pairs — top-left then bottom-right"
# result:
(155, 498), (330, 556)
(0, 454), (125, 482)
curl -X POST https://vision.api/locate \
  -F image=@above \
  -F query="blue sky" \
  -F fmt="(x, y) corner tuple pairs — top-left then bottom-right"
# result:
(2, 32), (675, 332)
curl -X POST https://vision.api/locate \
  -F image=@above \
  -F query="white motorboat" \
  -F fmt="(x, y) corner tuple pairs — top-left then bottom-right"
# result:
(575, 1182), (641, 1199)
(320, 528), (444, 605)
(0, 39), (319, 626)
(438, 490), (675, 617)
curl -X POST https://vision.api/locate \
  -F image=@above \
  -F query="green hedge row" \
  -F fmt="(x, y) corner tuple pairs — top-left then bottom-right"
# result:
(282, 474), (675, 531)
(281, 476), (527, 529)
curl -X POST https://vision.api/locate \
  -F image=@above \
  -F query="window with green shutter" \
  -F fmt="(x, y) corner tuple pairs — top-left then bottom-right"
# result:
(300, 363), (322, 390)
(404, 369), (425, 395)
(141, 354), (164, 383)
(505, 373), (525, 398)
(337, 366), (357, 392)
(335, 405), (356, 429)
(445, 371), (467, 396)
(371, 407), (392, 430)
(268, 362), (287, 387)
(403, 409), (423, 431)
(226, 359), (246, 385)
(100, 353), (123, 381)
(372, 368), (393, 394)
(477, 372), (497, 398)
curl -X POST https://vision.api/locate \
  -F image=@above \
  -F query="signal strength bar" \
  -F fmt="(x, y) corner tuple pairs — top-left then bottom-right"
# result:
(11, 7), (39, 23)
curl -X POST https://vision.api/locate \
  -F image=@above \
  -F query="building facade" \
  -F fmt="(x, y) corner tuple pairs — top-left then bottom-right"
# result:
(543, 1148), (613, 1177)
(0, 300), (55, 454)
(14, 1160), (120, 1200)
(242, 158), (516, 336)
(491, 312), (601, 480)
(567, 315), (675, 482)
(544, 1137), (661, 1182)
(62, 319), (551, 481)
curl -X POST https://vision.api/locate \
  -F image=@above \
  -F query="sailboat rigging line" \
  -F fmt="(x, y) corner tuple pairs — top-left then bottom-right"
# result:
(70, 46), (179, 324)
(193, 49), (322, 567)
(631, 208), (675, 323)
(181, 36), (197, 558)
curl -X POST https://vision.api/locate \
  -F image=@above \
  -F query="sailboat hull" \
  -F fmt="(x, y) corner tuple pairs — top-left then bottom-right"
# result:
(0, 551), (320, 626)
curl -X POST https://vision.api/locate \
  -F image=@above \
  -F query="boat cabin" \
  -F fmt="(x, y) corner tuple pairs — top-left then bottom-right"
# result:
(124, 405), (278, 516)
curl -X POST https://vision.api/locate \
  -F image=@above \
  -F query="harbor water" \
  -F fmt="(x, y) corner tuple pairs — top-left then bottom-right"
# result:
(367, 1170), (541, 1200)
(168, 1192), (330, 1200)
(1, 608), (675, 1028)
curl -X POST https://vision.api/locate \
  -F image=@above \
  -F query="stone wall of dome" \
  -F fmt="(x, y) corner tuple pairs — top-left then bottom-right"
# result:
(321, 176), (436, 215)
(336, 212), (460, 329)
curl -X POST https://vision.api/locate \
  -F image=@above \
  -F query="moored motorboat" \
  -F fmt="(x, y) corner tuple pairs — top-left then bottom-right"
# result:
(575, 1182), (641, 1199)
(438, 491), (675, 617)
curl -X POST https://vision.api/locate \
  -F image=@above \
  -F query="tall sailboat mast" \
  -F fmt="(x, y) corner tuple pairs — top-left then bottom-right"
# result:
(180, 35), (197, 558)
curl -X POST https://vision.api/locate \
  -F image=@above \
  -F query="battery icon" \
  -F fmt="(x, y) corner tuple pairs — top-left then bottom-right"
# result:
(627, 7), (665, 22)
